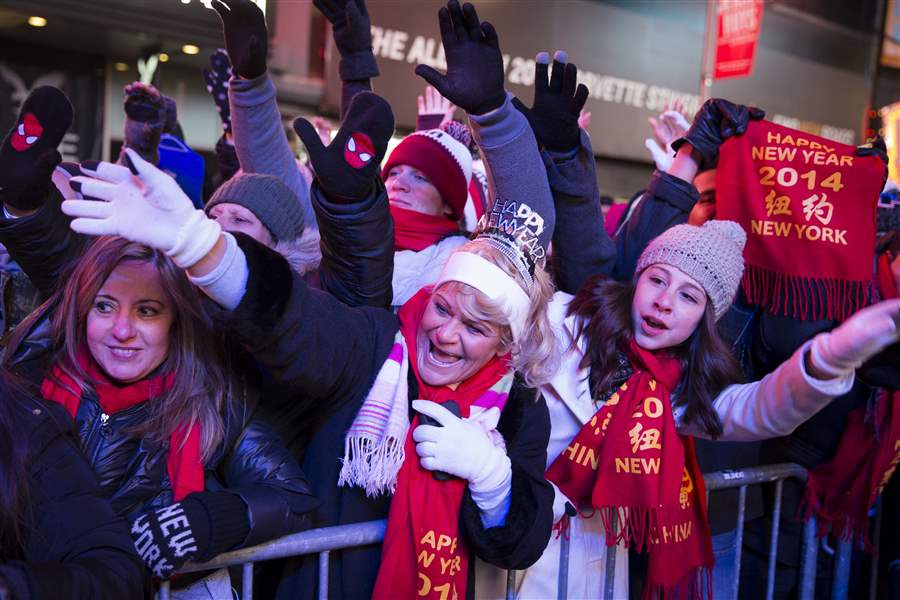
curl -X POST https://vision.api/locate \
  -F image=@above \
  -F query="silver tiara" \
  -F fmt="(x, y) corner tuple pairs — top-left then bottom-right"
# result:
(473, 198), (547, 289)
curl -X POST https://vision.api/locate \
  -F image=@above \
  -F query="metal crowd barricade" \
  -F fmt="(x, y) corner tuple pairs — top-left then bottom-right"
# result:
(159, 462), (882, 600)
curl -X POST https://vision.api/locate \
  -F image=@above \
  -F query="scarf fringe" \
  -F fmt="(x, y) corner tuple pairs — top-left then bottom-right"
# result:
(643, 566), (712, 600)
(338, 434), (406, 497)
(598, 505), (686, 552)
(801, 479), (873, 551)
(741, 264), (872, 321)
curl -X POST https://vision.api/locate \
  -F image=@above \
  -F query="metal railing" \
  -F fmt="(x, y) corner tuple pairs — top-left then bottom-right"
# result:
(158, 462), (882, 600)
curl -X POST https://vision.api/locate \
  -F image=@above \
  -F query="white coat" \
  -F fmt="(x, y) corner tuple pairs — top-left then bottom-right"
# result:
(476, 292), (855, 600)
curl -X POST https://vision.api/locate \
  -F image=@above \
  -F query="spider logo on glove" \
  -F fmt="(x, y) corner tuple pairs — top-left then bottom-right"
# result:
(10, 112), (42, 152)
(344, 132), (374, 169)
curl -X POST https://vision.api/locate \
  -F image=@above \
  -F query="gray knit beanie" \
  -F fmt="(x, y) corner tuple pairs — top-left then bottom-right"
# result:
(205, 173), (306, 242)
(635, 220), (746, 320)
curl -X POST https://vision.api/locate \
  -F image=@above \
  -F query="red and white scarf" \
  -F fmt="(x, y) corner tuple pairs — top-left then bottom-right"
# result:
(346, 288), (514, 600)
(546, 340), (713, 599)
(41, 350), (204, 501)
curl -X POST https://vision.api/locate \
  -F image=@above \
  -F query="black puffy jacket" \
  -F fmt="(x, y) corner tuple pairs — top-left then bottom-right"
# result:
(0, 392), (149, 599)
(5, 308), (318, 553)
(0, 187), (318, 564)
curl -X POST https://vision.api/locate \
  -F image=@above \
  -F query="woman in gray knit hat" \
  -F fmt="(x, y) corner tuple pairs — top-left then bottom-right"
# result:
(206, 172), (320, 274)
(483, 219), (900, 600)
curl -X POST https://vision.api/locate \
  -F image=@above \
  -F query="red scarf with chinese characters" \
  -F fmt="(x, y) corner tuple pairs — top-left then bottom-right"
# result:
(40, 350), (204, 501)
(372, 289), (512, 600)
(716, 120), (884, 320)
(545, 341), (713, 599)
(802, 256), (900, 549)
(391, 205), (460, 252)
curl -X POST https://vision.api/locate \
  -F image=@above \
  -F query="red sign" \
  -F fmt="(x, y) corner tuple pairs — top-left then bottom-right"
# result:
(713, 0), (764, 80)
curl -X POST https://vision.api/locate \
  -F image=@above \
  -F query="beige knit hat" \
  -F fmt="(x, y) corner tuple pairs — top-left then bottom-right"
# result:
(635, 220), (746, 320)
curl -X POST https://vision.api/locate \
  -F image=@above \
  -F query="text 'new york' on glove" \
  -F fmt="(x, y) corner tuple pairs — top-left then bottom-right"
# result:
(211, 0), (268, 80)
(130, 501), (202, 579)
(0, 86), (72, 212)
(671, 97), (765, 171)
(292, 91), (394, 201)
(414, 0), (506, 116)
(512, 50), (589, 153)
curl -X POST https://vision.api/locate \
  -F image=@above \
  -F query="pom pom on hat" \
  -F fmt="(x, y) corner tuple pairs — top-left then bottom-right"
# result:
(382, 129), (473, 220)
(636, 220), (747, 320)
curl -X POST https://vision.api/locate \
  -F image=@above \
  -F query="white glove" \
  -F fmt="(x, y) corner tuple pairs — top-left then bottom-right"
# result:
(810, 298), (900, 377)
(412, 400), (511, 490)
(644, 138), (673, 171)
(62, 148), (221, 269)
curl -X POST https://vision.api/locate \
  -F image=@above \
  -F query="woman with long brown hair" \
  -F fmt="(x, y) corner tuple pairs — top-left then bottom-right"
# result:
(0, 229), (317, 595)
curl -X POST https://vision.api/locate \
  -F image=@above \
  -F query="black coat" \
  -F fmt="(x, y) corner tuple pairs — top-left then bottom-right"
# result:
(213, 236), (555, 600)
(0, 393), (149, 600)
(0, 189), (318, 566)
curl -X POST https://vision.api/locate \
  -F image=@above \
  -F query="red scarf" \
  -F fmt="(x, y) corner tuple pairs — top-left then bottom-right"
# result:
(373, 288), (511, 600)
(802, 252), (900, 549)
(803, 390), (900, 549)
(391, 205), (460, 252)
(40, 351), (204, 501)
(716, 120), (884, 321)
(546, 341), (713, 599)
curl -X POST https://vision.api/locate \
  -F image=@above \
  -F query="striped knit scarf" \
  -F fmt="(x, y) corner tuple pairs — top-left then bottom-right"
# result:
(339, 330), (412, 496)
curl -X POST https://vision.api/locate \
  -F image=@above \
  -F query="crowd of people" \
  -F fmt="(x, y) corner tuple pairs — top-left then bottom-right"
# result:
(0, 0), (897, 598)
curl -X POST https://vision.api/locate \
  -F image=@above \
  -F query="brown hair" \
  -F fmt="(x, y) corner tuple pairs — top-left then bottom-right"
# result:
(49, 237), (227, 461)
(569, 275), (742, 438)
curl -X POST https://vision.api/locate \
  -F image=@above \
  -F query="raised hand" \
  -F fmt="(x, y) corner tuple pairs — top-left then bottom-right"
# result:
(0, 86), (72, 213)
(645, 104), (691, 171)
(211, 0), (267, 79)
(414, 0), (506, 116)
(810, 298), (900, 377)
(292, 91), (394, 200)
(672, 98), (765, 170)
(203, 48), (234, 133)
(63, 148), (221, 269)
(855, 135), (889, 191)
(417, 85), (457, 129)
(512, 50), (589, 152)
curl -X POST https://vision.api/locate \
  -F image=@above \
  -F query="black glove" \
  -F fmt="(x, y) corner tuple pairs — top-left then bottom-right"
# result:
(130, 501), (203, 579)
(855, 135), (889, 192)
(203, 49), (234, 133)
(293, 91), (394, 200)
(512, 50), (589, 152)
(0, 86), (72, 212)
(415, 1), (506, 116)
(122, 82), (168, 165)
(672, 98), (764, 170)
(315, 0), (378, 81)
(212, 0), (267, 80)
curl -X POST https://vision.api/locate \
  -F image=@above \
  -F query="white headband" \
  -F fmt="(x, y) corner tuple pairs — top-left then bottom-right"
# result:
(434, 252), (531, 341)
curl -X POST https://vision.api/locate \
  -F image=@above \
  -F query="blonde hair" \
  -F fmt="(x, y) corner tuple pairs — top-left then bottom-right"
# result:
(436, 238), (558, 387)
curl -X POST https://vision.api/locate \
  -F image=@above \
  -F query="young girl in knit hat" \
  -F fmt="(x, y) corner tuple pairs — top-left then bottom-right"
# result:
(480, 219), (900, 599)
